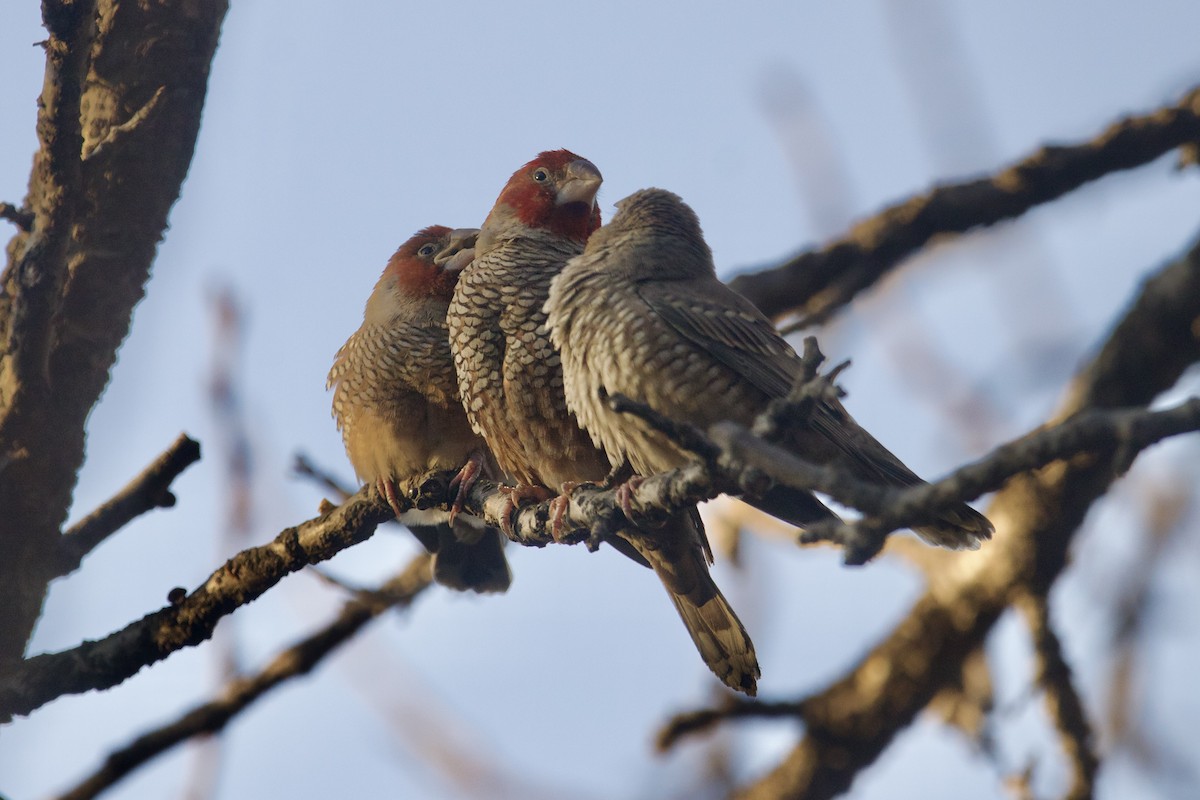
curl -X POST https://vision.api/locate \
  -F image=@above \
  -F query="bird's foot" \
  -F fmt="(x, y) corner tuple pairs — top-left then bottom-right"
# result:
(448, 452), (485, 524)
(497, 483), (554, 537)
(614, 475), (647, 522)
(549, 480), (603, 540)
(377, 477), (404, 519)
(548, 495), (572, 541)
(559, 480), (593, 494)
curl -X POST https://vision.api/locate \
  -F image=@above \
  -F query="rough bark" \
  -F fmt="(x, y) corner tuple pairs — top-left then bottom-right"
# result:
(0, 0), (229, 662)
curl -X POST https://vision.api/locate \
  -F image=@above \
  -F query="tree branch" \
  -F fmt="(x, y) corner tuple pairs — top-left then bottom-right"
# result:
(657, 698), (805, 752)
(790, 399), (1200, 563)
(52, 554), (434, 800)
(292, 451), (354, 502)
(0, 488), (392, 722)
(56, 433), (201, 576)
(732, 227), (1200, 800)
(728, 85), (1200, 327)
(0, 0), (96, 667)
(0, 0), (230, 664)
(11, 343), (1196, 724)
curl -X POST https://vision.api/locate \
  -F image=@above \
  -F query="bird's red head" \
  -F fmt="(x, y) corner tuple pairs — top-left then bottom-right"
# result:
(492, 149), (603, 243)
(383, 225), (464, 300)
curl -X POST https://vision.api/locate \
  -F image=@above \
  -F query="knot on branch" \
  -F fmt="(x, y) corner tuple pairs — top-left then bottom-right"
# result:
(0, 202), (34, 232)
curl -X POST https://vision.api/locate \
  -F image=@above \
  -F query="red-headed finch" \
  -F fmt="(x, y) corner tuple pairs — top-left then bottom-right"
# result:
(329, 226), (511, 594)
(448, 152), (758, 694)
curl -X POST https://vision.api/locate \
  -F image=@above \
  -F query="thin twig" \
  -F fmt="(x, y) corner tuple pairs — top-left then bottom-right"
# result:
(292, 451), (355, 501)
(750, 337), (848, 442)
(657, 698), (805, 751)
(796, 399), (1200, 563)
(53, 554), (434, 800)
(56, 434), (201, 576)
(607, 392), (723, 462)
(307, 566), (371, 596)
(1016, 591), (1098, 800)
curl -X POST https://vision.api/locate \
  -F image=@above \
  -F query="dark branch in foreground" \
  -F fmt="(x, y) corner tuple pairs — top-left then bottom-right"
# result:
(53, 554), (434, 800)
(0, 0), (229, 664)
(56, 434), (201, 576)
(4, 0), (95, 390)
(0, 491), (393, 722)
(782, 399), (1200, 563)
(729, 84), (1200, 326)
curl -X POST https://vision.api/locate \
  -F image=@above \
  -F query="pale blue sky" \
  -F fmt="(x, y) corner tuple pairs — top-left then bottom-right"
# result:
(2, 2), (1199, 798)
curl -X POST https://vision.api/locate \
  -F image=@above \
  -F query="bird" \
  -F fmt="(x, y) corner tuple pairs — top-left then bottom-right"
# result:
(545, 188), (993, 550)
(447, 151), (759, 694)
(329, 225), (511, 594)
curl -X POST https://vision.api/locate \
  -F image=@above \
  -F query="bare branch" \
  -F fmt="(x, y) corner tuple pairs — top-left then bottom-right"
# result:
(333, 389), (1200, 569)
(730, 85), (1200, 326)
(0, 487), (393, 722)
(292, 451), (356, 501)
(657, 697), (804, 751)
(56, 433), (201, 575)
(53, 554), (433, 800)
(19, 348), (1193, 723)
(793, 398), (1200, 563)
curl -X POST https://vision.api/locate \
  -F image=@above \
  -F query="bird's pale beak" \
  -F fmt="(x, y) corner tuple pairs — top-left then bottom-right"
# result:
(434, 228), (480, 265)
(441, 247), (475, 274)
(555, 159), (603, 207)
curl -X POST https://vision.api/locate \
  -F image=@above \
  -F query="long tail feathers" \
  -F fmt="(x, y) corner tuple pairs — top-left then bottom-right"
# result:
(627, 514), (759, 696)
(913, 504), (993, 550)
(798, 402), (995, 550)
(665, 586), (759, 696)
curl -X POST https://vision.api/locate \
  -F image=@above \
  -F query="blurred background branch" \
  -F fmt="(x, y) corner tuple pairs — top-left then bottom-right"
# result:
(734, 224), (1200, 800)
(731, 85), (1200, 327)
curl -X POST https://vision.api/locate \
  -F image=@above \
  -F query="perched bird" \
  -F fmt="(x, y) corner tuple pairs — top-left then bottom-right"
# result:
(329, 226), (511, 594)
(448, 151), (759, 694)
(546, 188), (993, 550)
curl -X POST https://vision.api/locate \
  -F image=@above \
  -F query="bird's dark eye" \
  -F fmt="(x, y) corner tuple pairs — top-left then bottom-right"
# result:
(532, 168), (549, 183)
(418, 244), (437, 257)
